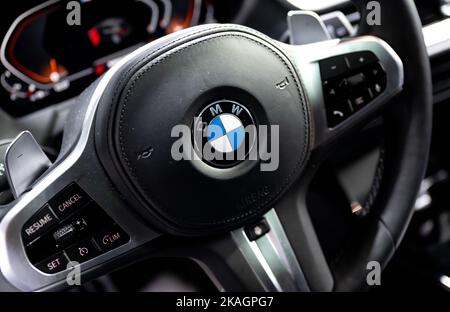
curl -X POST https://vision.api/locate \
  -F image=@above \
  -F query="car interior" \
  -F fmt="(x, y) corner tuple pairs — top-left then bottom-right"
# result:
(0, 0), (448, 292)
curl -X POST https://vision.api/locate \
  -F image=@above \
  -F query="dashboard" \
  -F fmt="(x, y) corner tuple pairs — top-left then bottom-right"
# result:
(0, 0), (449, 117)
(0, 0), (242, 116)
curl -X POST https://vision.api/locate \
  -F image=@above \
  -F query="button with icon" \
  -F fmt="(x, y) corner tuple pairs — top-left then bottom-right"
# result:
(93, 226), (130, 252)
(326, 100), (353, 128)
(65, 239), (100, 263)
(346, 51), (378, 70)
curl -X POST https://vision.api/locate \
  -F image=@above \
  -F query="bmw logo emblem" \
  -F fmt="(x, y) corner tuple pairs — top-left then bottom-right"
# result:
(193, 100), (256, 168)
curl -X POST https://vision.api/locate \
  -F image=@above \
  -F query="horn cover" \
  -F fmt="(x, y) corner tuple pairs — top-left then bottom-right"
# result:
(95, 25), (311, 235)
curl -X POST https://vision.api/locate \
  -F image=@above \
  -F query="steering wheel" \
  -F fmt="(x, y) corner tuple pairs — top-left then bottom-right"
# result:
(0, 0), (432, 291)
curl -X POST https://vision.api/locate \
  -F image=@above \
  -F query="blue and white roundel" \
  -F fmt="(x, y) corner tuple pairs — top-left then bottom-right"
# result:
(207, 113), (245, 153)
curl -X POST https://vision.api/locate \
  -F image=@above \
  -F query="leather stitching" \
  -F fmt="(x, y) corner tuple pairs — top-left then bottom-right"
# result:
(106, 24), (293, 172)
(116, 32), (311, 226)
(362, 148), (385, 215)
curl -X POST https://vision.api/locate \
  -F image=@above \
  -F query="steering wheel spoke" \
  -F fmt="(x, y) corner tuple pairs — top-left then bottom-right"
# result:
(284, 36), (404, 150)
(187, 170), (333, 292)
(0, 109), (160, 291)
(185, 209), (309, 292)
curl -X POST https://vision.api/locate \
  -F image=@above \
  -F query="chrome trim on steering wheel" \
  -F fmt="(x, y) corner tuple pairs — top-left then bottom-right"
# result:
(232, 209), (310, 292)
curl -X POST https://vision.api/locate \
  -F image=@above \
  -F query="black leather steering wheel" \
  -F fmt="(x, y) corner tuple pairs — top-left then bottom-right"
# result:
(0, 0), (431, 291)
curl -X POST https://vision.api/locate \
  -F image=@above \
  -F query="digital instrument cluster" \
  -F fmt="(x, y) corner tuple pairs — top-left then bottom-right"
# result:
(0, 0), (215, 115)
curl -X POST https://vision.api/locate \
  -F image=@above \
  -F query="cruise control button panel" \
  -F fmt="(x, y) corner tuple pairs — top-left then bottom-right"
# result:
(319, 51), (387, 128)
(22, 183), (130, 274)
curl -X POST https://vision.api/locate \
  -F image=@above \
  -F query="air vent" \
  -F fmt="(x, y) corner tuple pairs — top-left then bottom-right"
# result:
(431, 51), (450, 104)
